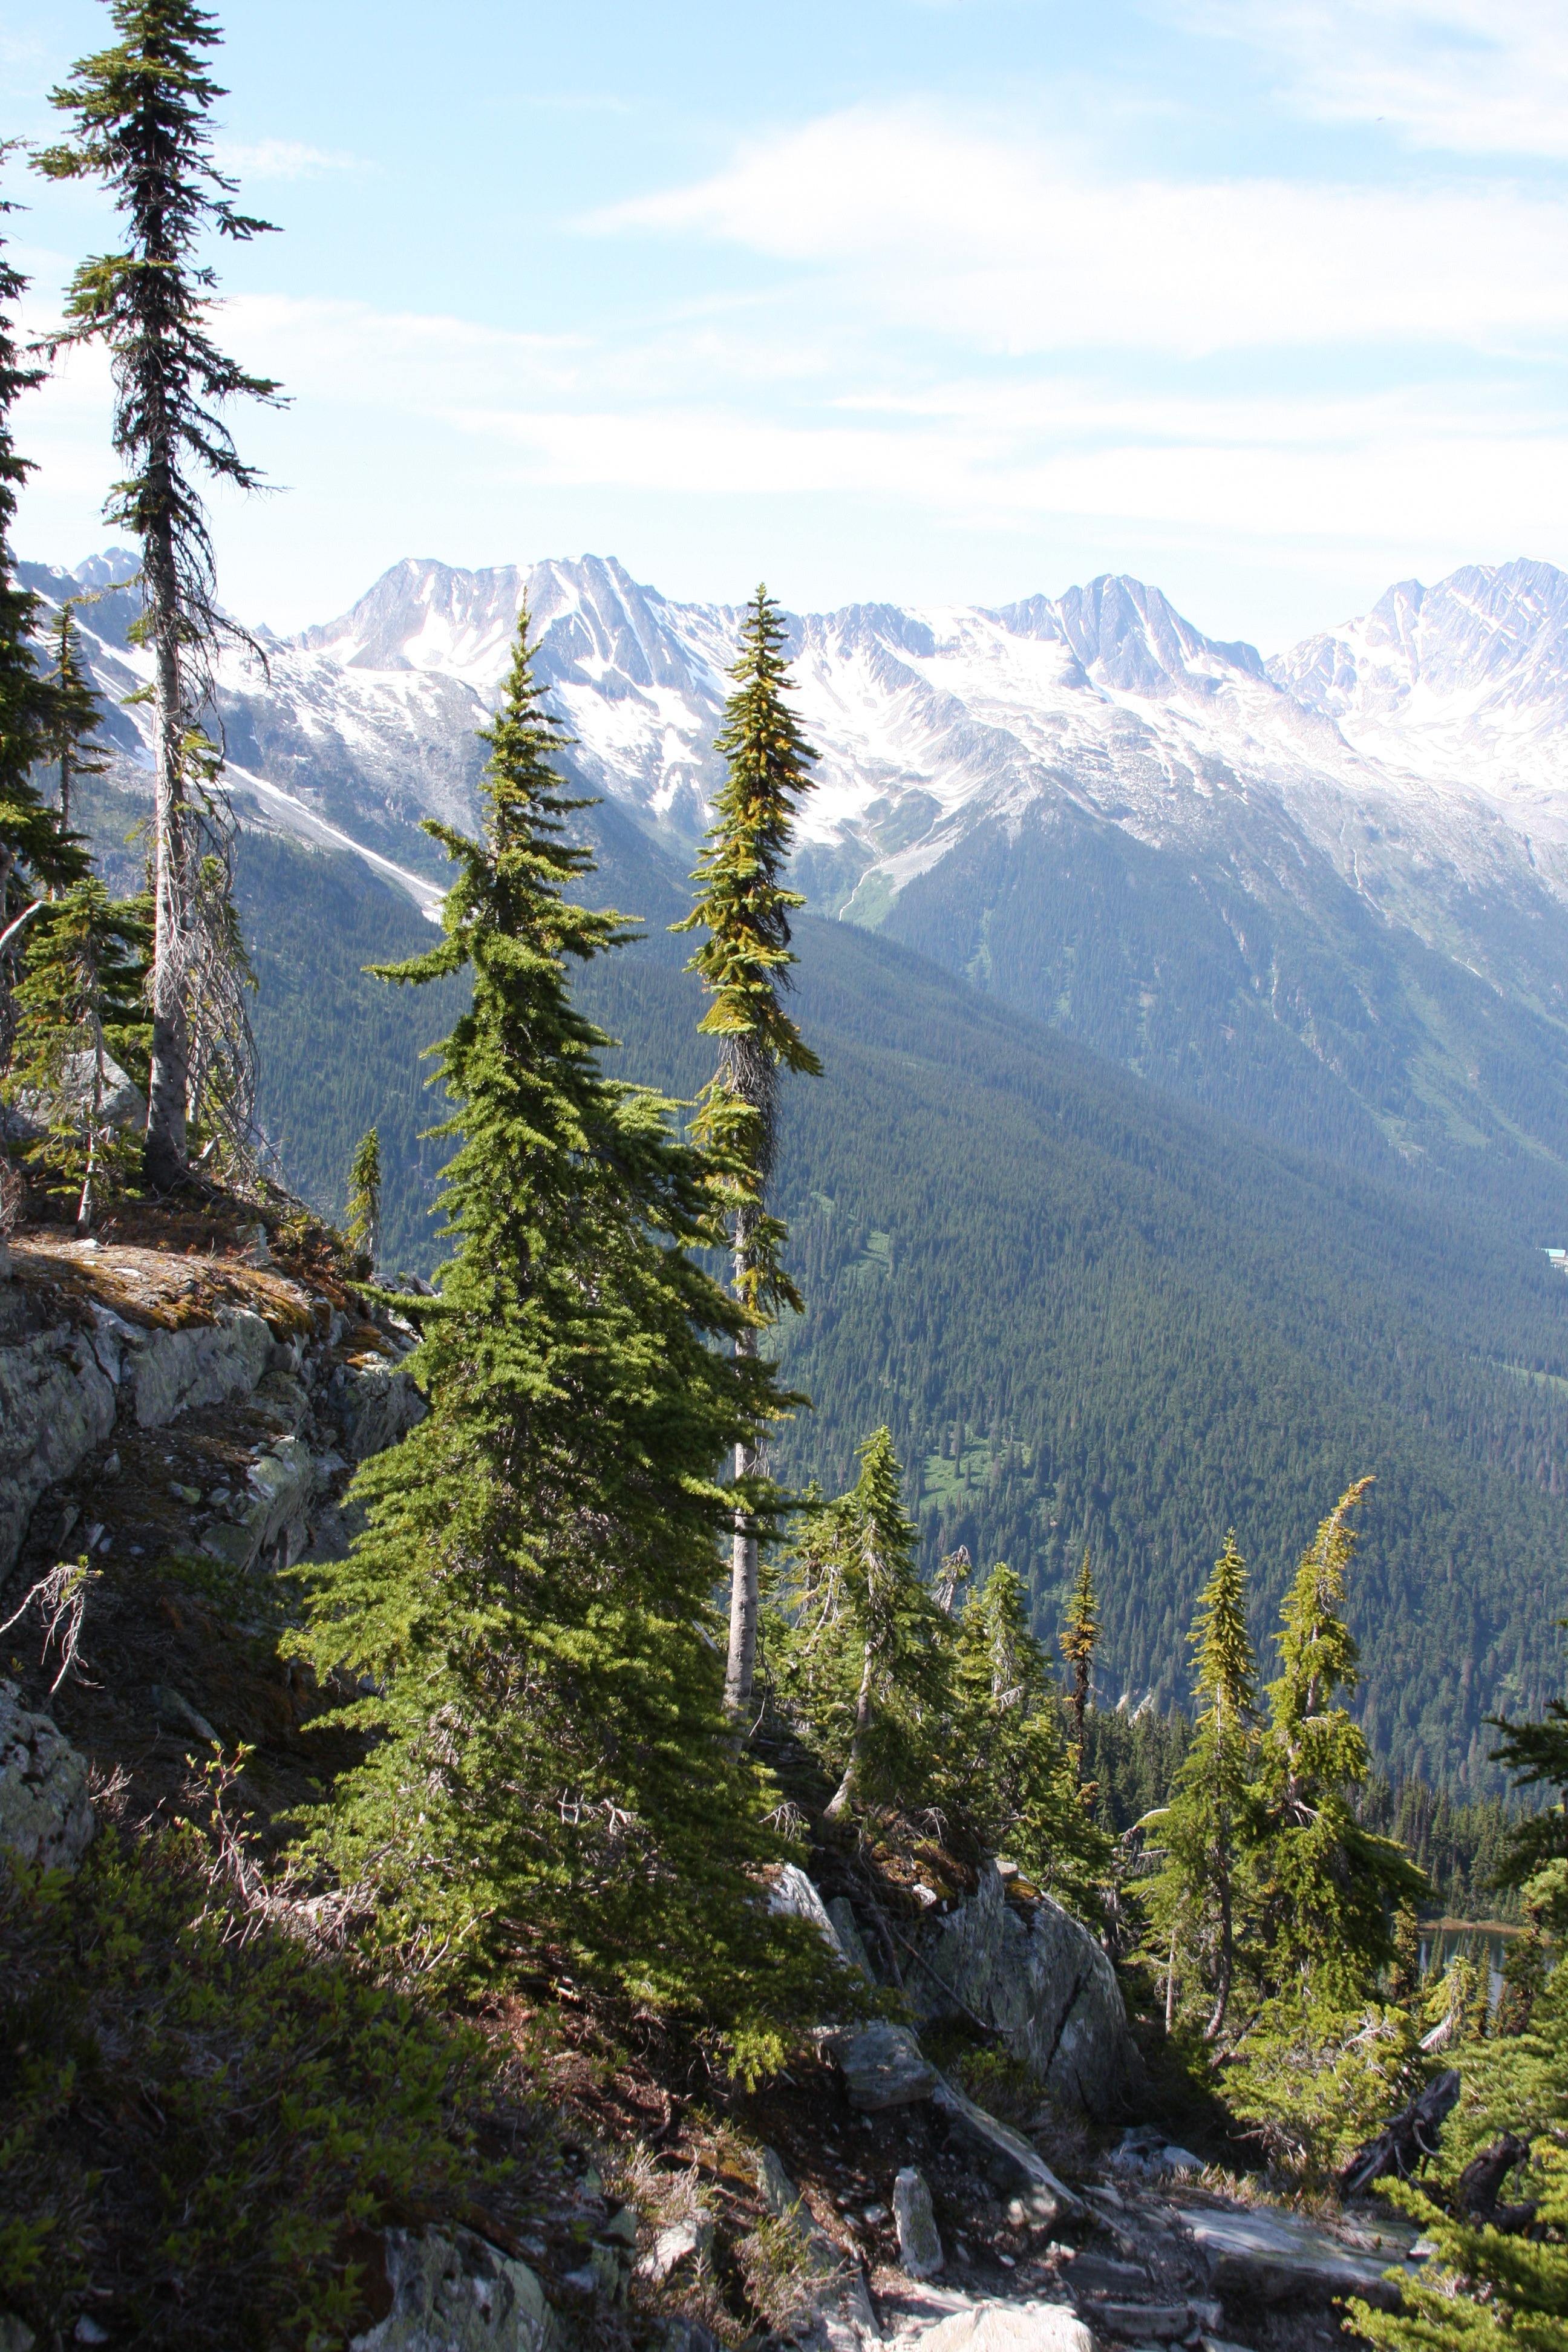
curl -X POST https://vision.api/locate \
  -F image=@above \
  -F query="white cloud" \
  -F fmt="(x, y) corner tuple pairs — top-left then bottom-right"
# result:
(215, 139), (367, 181)
(1175, 0), (1568, 159)
(587, 102), (1568, 355)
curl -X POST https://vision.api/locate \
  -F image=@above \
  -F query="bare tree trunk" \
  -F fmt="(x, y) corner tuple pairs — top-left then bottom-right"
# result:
(825, 1639), (874, 1821)
(725, 1339), (760, 1714)
(1165, 1922), (1178, 2035)
(724, 1213), (760, 1716)
(1204, 1871), (1233, 2043)
(143, 518), (188, 1192)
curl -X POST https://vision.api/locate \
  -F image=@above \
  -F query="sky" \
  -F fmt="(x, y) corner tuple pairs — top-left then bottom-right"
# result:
(4, 0), (1568, 651)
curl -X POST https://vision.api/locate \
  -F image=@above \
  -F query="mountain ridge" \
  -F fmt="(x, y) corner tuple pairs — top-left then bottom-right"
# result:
(25, 546), (1568, 1227)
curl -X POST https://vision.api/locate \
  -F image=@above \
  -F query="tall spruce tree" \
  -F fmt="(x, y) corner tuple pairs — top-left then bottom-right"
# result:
(819, 1428), (947, 1822)
(0, 158), (86, 1056)
(1249, 1479), (1426, 2001)
(295, 610), (833, 2056)
(39, 598), (111, 837)
(1146, 1532), (1259, 2040)
(675, 586), (820, 1715)
(1059, 1546), (1099, 1777)
(39, 1), (284, 1188)
(343, 1125), (381, 1275)
(953, 1563), (1109, 1915)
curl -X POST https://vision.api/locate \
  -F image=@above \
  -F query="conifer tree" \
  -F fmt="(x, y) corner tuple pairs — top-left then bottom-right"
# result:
(675, 586), (820, 1715)
(1146, 1532), (1259, 2040)
(0, 160), (87, 1053)
(1491, 1635), (1568, 1935)
(39, 1), (285, 1189)
(343, 1125), (381, 1273)
(1249, 1480), (1426, 2002)
(4, 878), (150, 1230)
(296, 610), (832, 2056)
(953, 1563), (1109, 1912)
(1059, 1546), (1099, 1775)
(821, 1429), (949, 1821)
(39, 598), (111, 836)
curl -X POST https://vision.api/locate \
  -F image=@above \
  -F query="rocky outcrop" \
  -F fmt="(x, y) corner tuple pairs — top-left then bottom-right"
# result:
(909, 1863), (1138, 2117)
(0, 1236), (428, 1586)
(0, 1681), (94, 1871)
(120, 1305), (274, 1429)
(0, 1330), (116, 1574)
(334, 1357), (428, 1460)
(349, 2227), (554, 2351)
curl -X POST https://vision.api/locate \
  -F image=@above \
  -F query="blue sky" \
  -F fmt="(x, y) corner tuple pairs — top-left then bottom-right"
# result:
(5, 0), (1568, 648)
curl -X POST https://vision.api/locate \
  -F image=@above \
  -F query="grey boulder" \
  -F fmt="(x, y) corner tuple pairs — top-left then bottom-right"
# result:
(893, 2167), (944, 2278)
(834, 2021), (938, 2111)
(908, 1861), (1137, 2116)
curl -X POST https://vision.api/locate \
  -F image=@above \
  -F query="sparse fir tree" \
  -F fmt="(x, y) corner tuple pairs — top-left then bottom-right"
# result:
(1059, 1546), (1099, 1777)
(343, 1125), (381, 1273)
(295, 610), (834, 2059)
(1248, 1479), (1428, 2003)
(674, 585), (820, 1714)
(952, 1561), (1109, 1915)
(3, 878), (149, 1230)
(1145, 1531), (1259, 2040)
(39, 0), (285, 1187)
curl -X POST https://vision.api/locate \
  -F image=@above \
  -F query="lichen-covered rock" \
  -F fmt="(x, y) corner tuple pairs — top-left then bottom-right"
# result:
(909, 1861), (1137, 2116)
(0, 1330), (116, 1573)
(0, 1679), (94, 1872)
(126, 1306), (273, 1429)
(333, 1359), (426, 1460)
(348, 2227), (555, 2351)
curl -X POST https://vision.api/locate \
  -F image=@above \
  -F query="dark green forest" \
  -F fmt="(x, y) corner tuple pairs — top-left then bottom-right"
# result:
(161, 791), (1568, 1796)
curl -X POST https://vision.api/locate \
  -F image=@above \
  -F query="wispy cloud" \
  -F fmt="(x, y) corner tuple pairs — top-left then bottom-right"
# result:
(587, 102), (1568, 355)
(215, 139), (368, 182)
(1172, 0), (1568, 159)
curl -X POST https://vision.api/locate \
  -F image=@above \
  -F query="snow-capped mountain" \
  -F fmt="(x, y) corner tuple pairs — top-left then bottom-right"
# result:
(25, 547), (1568, 1209)
(1271, 560), (1568, 846)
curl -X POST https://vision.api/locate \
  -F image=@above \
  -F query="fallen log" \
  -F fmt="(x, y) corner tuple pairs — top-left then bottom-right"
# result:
(1339, 2069), (1462, 2197)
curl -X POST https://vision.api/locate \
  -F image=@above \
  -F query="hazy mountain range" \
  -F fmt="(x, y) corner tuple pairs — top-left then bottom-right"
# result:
(26, 548), (1568, 1224)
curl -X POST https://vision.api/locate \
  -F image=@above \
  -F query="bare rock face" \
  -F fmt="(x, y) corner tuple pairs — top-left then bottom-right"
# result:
(333, 1359), (427, 1461)
(0, 1332), (116, 1574)
(909, 1862), (1138, 2117)
(0, 1680), (94, 1872)
(348, 2227), (555, 2351)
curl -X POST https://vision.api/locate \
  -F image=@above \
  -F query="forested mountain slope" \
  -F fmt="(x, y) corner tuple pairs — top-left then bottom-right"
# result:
(160, 786), (1568, 1797)
(32, 550), (1568, 1232)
